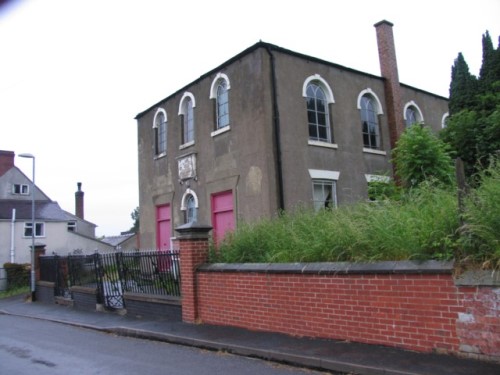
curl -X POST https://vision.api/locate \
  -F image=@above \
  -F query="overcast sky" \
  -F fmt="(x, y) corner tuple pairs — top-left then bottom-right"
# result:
(1, 0), (499, 237)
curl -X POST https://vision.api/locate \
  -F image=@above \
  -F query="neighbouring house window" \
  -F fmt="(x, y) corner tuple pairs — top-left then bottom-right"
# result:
(404, 101), (424, 128)
(312, 179), (337, 211)
(24, 222), (45, 237)
(306, 83), (332, 143)
(12, 184), (29, 195)
(67, 221), (77, 232)
(216, 80), (229, 129)
(153, 109), (167, 156)
(179, 92), (196, 145)
(360, 95), (381, 149)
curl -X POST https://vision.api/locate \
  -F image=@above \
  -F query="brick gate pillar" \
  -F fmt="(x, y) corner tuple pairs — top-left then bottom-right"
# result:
(175, 222), (212, 323)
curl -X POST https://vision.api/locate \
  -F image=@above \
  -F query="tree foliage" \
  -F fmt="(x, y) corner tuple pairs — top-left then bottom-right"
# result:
(130, 206), (140, 233)
(441, 31), (500, 177)
(392, 125), (454, 189)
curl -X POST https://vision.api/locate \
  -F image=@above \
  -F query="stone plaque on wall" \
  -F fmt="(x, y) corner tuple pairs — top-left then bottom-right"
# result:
(178, 154), (196, 181)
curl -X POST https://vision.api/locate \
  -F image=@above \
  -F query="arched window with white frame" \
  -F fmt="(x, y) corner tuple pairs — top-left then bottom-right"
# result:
(403, 101), (424, 128)
(441, 113), (449, 129)
(153, 108), (167, 156)
(179, 92), (196, 145)
(302, 75), (335, 144)
(210, 73), (231, 130)
(357, 89), (383, 150)
(181, 188), (199, 224)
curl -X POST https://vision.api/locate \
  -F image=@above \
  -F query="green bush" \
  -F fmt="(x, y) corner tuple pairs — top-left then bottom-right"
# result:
(459, 159), (500, 267)
(3, 263), (30, 290)
(212, 184), (459, 264)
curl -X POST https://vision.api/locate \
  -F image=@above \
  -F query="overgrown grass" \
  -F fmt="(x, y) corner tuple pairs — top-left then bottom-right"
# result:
(0, 286), (29, 299)
(211, 160), (500, 268)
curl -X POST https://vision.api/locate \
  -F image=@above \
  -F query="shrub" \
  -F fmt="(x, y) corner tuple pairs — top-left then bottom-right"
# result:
(212, 185), (459, 263)
(459, 159), (500, 267)
(3, 263), (30, 290)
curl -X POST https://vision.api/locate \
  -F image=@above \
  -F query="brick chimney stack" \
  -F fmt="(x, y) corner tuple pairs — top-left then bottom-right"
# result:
(0, 150), (15, 177)
(75, 182), (84, 220)
(374, 20), (404, 149)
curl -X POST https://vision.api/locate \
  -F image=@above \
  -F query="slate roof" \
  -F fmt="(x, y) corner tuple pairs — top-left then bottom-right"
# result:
(0, 200), (68, 221)
(101, 233), (135, 247)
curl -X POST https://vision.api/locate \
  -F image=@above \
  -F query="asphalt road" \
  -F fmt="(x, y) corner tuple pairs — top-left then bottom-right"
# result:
(0, 315), (329, 375)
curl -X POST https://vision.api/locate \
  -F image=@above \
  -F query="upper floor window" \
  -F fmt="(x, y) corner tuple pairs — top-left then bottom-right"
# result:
(153, 109), (167, 156)
(24, 222), (45, 237)
(179, 92), (196, 145)
(13, 183), (29, 195)
(441, 113), (449, 129)
(303, 75), (335, 144)
(210, 73), (231, 134)
(403, 101), (424, 128)
(67, 221), (77, 232)
(358, 90), (383, 149)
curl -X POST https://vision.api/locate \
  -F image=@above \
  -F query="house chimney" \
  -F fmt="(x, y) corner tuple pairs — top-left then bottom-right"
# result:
(75, 182), (84, 220)
(374, 20), (404, 149)
(0, 150), (15, 177)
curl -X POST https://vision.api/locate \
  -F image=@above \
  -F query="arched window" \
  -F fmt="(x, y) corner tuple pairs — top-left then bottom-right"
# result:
(179, 92), (196, 145)
(303, 75), (335, 143)
(185, 194), (197, 223)
(358, 90), (382, 149)
(210, 73), (231, 131)
(403, 101), (424, 128)
(441, 113), (449, 129)
(181, 189), (199, 224)
(217, 80), (229, 128)
(153, 109), (167, 156)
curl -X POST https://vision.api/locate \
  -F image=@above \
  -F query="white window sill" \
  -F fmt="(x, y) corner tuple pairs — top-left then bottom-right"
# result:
(308, 140), (338, 149)
(211, 125), (230, 138)
(179, 141), (195, 150)
(154, 152), (167, 160)
(363, 148), (387, 156)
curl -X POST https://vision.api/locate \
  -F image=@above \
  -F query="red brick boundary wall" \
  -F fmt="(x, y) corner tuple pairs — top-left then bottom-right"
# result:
(175, 226), (500, 362)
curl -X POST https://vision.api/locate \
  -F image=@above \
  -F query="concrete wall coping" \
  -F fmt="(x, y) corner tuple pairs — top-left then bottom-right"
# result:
(123, 291), (181, 305)
(454, 270), (500, 286)
(198, 260), (455, 275)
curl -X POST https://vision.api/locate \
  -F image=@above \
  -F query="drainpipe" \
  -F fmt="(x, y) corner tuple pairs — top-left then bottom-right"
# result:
(10, 208), (16, 263)
(264, 45), (285, 211)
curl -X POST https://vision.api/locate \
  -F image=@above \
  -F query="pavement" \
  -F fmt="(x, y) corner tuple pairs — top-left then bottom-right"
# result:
(0, 294), (499, 375)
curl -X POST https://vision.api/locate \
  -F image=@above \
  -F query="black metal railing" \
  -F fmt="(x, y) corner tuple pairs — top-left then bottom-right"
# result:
(39, 250), (181, 309)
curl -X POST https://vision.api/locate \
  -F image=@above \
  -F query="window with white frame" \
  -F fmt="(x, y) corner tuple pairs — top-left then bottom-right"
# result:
(308, 169), (339, 211)
(153, 109), (167, 156)
(210, 73), (231, 134)
(303, 75), (335, 144)
(179, 92), (196, 145)
(181, 188), (198, 224)
(404, 101), (424, 128)
(24, 222), (45, 237)
(12, 183), (29, 195)
(67, 221), (77, 232)
(358, 89), (383, 150)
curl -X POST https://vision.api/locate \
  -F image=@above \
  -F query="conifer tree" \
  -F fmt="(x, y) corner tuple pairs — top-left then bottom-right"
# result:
(448, 53), (477, 114)
(441, 31), (500, 178)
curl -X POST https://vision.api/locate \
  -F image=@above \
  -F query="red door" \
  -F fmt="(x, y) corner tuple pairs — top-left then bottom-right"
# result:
(156, 204), (171, 271)
(211, 191), (235, 245)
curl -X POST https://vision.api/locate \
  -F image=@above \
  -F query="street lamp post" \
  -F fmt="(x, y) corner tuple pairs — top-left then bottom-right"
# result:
(18, 153), (36, 302)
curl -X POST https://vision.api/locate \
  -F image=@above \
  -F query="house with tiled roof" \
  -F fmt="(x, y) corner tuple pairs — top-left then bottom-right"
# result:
(0, 150), (113, 265)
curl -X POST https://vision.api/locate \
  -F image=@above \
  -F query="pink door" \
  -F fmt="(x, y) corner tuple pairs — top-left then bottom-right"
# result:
(211, 191), (235, 245)
(156, 204), (171, 271)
